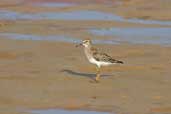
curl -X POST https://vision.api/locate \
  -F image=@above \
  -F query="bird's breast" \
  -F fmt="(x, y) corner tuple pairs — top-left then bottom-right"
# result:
(89, 57), (97, 64)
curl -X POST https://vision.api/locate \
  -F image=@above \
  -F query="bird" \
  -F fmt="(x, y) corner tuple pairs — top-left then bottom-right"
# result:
(76, 39), (123, 82)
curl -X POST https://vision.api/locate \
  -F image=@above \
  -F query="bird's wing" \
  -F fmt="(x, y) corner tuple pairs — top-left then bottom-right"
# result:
(92, 49), (123, 64)
(93, 52), (114, 62)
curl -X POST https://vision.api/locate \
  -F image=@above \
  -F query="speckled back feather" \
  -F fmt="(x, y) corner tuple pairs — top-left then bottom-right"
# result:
(91, 47), (123, 64)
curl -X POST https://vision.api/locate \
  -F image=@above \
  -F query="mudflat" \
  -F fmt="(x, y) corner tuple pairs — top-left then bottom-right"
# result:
(0, 0), (171, 114)
(0, 39), (171, 114)
(0, 0), (171, 21)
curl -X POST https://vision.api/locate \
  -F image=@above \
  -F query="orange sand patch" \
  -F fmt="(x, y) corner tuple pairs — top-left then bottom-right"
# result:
(64, 101), (90, 110)
(151, 107), (171, 113)
(0, 51), (17, 59)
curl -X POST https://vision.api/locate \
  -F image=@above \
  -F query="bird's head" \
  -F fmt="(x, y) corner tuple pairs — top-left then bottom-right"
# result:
(76, 39), (92, 48)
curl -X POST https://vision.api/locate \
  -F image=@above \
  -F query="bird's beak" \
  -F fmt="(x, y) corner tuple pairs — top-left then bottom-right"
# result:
(75, 43), (82, 47)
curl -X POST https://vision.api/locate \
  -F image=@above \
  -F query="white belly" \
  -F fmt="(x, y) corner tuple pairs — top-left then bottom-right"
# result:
(89, 58), (113, 67)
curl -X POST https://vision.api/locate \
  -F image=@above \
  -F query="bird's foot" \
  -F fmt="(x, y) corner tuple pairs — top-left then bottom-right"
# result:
(95, 79), (100, 83)
(89, 77), (100, 83)
(89, 72), (100, 83)
(95, 76), (100, 83)
(89, 79), (99, 83)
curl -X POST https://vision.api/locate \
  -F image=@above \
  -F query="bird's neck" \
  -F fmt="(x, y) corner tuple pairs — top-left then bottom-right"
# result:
(84, 45), (93, 59)
(84, 44), (92, 52)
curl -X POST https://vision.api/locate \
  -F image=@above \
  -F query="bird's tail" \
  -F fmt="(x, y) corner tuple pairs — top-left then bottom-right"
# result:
(116, 60), (124, 64)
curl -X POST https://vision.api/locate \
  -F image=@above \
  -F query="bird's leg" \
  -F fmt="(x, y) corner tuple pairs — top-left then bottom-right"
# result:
(95, 66), (100, 82)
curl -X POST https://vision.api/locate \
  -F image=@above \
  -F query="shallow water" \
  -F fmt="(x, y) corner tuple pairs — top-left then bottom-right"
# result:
(124, 18), (171, 26)
(30, 109), (109, 114)
(0, 33), (119, 45)
(0, 10), (171, 25)
(1, 27), (171, 45)
(89, 27), (171, 45)
(0, 33), (78, 42)
(0, 10), (123, 21)
(0, 5), (171, 46)
(33, 2), (76, 7)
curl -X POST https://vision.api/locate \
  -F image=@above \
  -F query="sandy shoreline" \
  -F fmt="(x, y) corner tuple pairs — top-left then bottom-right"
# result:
(0, 38), (171, 114)
(0, 0), (171, 21)
(0, 0), (171, 114)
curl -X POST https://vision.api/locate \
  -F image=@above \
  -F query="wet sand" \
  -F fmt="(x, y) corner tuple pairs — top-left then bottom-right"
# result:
(0, 38), (171, 114)
(0, 0), (171, 114)
(116, 0), (171, 21)
(0, 0), (171, 21)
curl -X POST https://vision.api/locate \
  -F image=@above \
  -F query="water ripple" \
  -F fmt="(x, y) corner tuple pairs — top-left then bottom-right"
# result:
(0, 10), (171, 25)
(89, 27), (171, 45)
(0, 33), (119, 45)
(30, 109), (109, 114)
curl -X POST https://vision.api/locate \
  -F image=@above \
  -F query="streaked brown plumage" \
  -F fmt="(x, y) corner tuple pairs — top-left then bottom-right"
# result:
(92, 48), (123, 64)
(76, 39), (123, 82)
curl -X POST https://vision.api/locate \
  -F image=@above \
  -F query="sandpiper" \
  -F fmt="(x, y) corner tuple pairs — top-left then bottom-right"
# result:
(76, 39), (123, 82)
